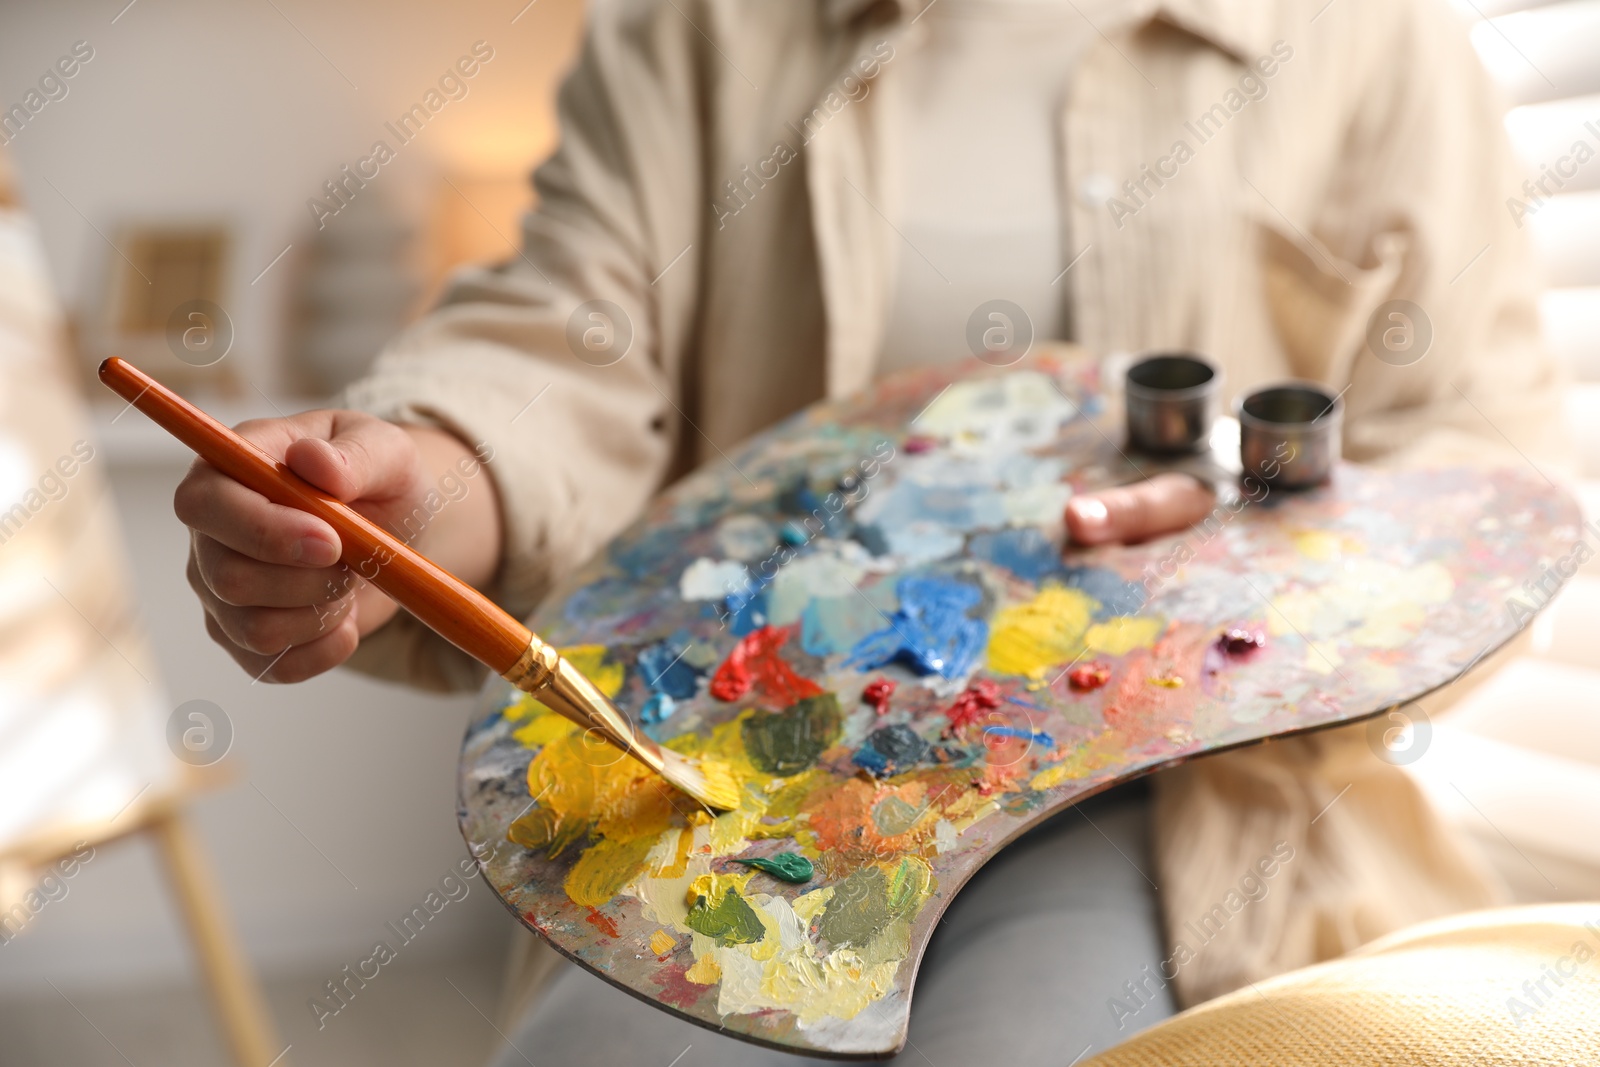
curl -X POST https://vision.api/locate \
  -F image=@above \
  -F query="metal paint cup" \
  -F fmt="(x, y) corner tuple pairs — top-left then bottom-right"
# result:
(1236, 381), (1342, 490)
(1124, 352), (1221, 455)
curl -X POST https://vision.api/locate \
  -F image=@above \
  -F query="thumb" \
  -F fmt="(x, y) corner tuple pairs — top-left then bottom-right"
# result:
(1066, 472), (1216, 546)
(283, 413), (420, 504)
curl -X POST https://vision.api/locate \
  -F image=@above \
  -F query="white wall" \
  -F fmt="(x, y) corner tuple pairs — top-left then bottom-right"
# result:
(0, 0), (583, 391)
(0, 0), (584, 990)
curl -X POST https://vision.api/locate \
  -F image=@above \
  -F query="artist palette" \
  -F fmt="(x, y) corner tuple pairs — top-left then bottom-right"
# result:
(458, 354), (1577, 1058)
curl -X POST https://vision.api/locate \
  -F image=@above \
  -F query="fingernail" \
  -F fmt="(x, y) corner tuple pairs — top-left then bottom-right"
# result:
(1072, 498), (1109, 534)
(294, 536), (338, 566)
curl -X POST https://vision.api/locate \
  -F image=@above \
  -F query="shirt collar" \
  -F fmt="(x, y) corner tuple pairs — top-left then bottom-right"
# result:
(822, 0), (1276, 66)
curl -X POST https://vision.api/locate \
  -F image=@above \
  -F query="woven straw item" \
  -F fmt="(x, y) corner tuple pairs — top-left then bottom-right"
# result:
(1085, 904), (1600, 1066)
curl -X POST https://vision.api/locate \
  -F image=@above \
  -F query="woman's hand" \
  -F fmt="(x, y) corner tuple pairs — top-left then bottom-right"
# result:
(1064, 472), (1215, 546)
(174, 411), (502, 683)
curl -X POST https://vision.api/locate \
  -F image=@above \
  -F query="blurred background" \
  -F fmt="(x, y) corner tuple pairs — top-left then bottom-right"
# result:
(0, 0), (1597, 1065)
(0, 2), (585, 1064)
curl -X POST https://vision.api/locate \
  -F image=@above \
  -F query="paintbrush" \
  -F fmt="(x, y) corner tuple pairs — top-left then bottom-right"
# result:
(99, 357), (739, 812)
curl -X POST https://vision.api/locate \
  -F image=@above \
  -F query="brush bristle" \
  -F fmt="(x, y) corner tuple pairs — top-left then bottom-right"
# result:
(659, 750), (740, 811)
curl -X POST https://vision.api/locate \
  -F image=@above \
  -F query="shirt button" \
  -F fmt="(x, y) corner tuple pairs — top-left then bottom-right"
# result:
(1078, 172), (1116, 208)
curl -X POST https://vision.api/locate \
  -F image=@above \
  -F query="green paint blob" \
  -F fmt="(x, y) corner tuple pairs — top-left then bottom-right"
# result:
(816, 858), (934, 949)
(871, 795), (925, 836)
(884, 856), (932, 915)
(742, 693), (842, 776)
(816, 866), (890, 948)
(735, 852), (814, 883)
(684, 887), (766, 946)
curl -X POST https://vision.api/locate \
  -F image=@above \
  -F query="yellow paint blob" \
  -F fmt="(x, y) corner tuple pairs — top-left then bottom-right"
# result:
(1083, 615), (1164, 656)
(1030, 744), (1109, 791)
(506, 673), (948, 1028)
(1351, 601), (1428, 649)
(562, 645), (626, 696)
(506, 644), (625, 747)
(512, 711), (577, 749)
(1270, 559), (1453, 651)
(1292, 529), (1355, 561)
(696, 857), (936, 1025)
(685, 870), (753, 908)
(790, 886), (834, 924)
(685, 952), (722, 984)
(986, 584), (1096, 679)
(565, 835), (660, 908)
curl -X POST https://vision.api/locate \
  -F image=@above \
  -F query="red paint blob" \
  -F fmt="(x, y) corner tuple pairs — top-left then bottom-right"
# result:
(944, 678), (1003, 732)
(903, 434), (938, 454)
(1068, 663), (1111, 690)
(584, 907), (621, 939)
(1219, 628), (1266, 655)
(652, 962), (706, 1009)
(861, 677), (897, 716)
(709, 626), (824, 707)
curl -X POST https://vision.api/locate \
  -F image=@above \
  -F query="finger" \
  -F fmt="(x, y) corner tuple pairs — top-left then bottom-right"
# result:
(204, 608), (362, 684)
(175, 461), (341, 566)
(208, 597), (355, 657)
(284, 413), (421, 505)
(1066, 473), (1216, 546)
(189, 552), (354, 652)
(192, 535), (352, 608)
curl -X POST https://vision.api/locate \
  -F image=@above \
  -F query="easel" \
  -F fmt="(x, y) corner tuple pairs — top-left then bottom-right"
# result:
(0, 147), (287, 1067)
(0, 772), (286, 1067)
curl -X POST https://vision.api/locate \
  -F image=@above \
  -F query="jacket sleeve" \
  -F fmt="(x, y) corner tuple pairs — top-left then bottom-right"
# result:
(341, 1), (707, 690)
(1325, 0), (1570, 476)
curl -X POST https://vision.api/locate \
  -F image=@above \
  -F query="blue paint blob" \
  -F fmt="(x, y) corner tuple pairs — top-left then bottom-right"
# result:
(854, 523), (892, 556)
(874, 480), (999, 532)
(981, 725), (1056, 747)
(799, 595), (883, 657)
(970, 527), (1065, 583)
(853, 724), (929, 777)
(609, 527), (687, 579)
(1061, 564), (1148, 618)
(724, 585), (769, 636)
(780, 484), (849, 538)
(637, 639), (701, 700)
(640, 691), (676, 725)
(852, 745), (891, 776)
(846, 575), (987, 679)
(780, 521), (809, 546)
(563, 577), (642, 626)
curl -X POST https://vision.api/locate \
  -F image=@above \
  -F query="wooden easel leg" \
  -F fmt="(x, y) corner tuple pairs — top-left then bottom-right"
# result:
(149, 809), (286, 1067)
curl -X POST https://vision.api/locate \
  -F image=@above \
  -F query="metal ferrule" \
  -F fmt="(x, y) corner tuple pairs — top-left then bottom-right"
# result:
(501, 634), (667, 777)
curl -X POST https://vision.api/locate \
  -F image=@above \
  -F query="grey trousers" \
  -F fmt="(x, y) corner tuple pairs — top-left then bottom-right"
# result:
(489, 783), (1173, 1066)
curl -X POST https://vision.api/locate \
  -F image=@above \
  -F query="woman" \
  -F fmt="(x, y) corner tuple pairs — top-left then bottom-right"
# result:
(173, 0), (1561, 1061)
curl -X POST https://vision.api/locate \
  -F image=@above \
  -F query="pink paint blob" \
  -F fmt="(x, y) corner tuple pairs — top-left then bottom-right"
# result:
(1219, 628), (1267, 656)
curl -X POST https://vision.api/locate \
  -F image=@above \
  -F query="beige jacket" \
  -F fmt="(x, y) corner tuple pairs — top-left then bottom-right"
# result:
(345, 0), (1565, 1004)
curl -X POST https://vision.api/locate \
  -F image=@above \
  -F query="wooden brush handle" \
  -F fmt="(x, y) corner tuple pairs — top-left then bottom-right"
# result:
(98, 357), (533, 675)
